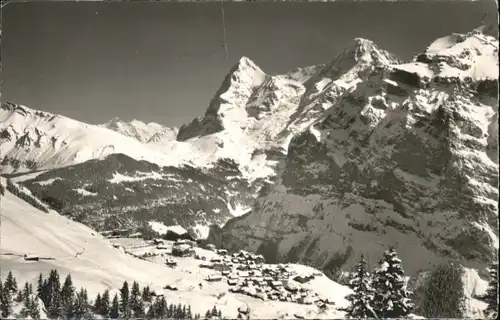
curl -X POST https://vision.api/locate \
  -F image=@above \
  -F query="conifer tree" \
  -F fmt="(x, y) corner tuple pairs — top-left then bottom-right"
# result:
(187, 304), (193, 319)
(0, 279), (13, 318)
(74, 287), (92, 319)
(421, 262), (466, 318)
(142, 286), (150, 302)
(206, 309), (212, 318)
(101, 289), (111, 317)
(15, 288), (24, 303)
(110, 294), (120, 319)
(61, 273), (75, 318)
(37, 273), (43, 298)
(30, 296), (41, 320)
(22, 281), (31, 303)
(94, 293), (102, 314)
(120, 281), (131, 318)
(19, 293), (32, 318)
(47, 269), (63, 319)
(372, 247), (414, 318)
(4, 271), (17, 294)
(342, 255), (377, 318)
(159, 297), (168, 318)
(41, 278), (50, 307)
(218, 309), (222, 318)
(130, 281), (144, 317)
(167, 301), (174, 318)
(484, 259), (498, 319)
(178, 303), (184, 318)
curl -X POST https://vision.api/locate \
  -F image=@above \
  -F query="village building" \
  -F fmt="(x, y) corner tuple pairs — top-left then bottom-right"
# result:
(153, 238), (165, 245)
(255, 255), (265, 264)
(165, 258), (177, 267)
(217, 249), (228, 255)
(237, 271), (250, 278)
(212, 263), (231, 272)
(171, 243), (195, 257)
(293, 274), (315, 284)
(129, 232), (143, 238)
(164, 284), (178, 291)
(227, 278), (238, 286)
(206, 274), (223, 282)
(24, 254), (39, 261)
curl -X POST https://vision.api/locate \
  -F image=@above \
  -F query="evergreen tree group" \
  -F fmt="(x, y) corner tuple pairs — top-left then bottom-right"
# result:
(204, 305), (223, 319)
(0, 270), (210, 319)
(0, 271), (40, 319)
(342, 248), (414, 319)
(420, 262), (466, 318)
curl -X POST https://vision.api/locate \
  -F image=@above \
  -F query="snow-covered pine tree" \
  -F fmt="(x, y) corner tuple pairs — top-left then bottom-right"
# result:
(4, 271), (17, 294)
(421, 262), (466, 318)
(485, 259), (498, 319)
(29, 296), (41, 320)
(110, 294), (120, 319)
(211, 305), (218, 317)
(372, 247), (414, 318)
(19, 292), (32, 318)
(343, 254), (377, 319)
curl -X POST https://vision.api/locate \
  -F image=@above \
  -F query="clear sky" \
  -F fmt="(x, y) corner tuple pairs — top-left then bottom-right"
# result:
(1, 0), (497, 128)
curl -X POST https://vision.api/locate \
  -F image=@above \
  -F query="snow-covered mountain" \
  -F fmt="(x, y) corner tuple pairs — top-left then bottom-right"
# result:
(0, 102), (180, 173)
(100, 117), (178, 145)
(217, 27), (499, 277)
(0, 37), (404, 238)
(175, 40), (400, 181)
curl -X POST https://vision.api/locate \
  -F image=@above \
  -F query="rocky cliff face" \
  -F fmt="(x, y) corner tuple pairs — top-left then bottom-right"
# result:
(219, 28), (499, 276)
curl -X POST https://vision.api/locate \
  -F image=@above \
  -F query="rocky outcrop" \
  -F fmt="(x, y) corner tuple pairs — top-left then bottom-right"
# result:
(220, 28), (499, 276)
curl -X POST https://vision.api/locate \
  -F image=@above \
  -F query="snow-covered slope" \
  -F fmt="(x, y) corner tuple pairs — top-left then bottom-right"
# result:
(0, 102), (180, 173)
(100, 117), (178, 145)
(7, 154), (261, 238)
(0, 178), (352, 319)
(220, 28), (499, 277)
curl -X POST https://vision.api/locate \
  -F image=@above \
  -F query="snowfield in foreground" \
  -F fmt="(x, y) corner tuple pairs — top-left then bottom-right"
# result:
(0, 178), (352, 319)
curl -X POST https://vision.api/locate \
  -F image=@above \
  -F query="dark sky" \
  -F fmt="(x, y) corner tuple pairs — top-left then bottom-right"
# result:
(1, 0), (498, 127)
